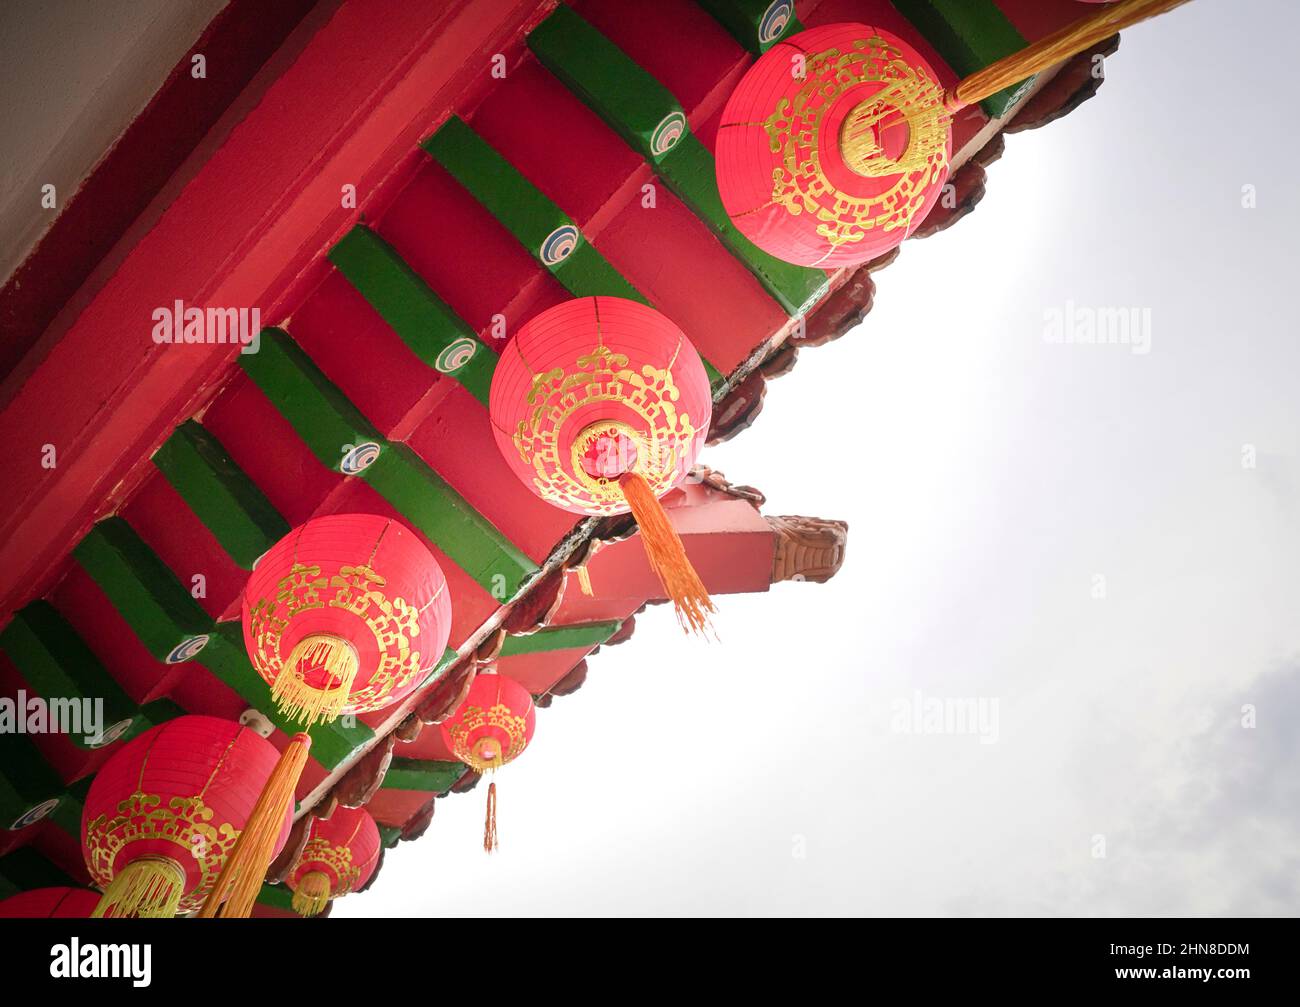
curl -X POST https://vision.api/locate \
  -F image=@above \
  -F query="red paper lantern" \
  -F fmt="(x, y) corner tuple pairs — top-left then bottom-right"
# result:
(0, 887), (102, 918)
(717, 0), (1188, 267)
(717, 23), (952, 267)
(490, 296), (710, 516)
(242, 513), (453, 727)
(490, 296), (716, 632)
(440, 672), (536, 852)
(285, 806), (381, 916)
(81, 715), (293, 917)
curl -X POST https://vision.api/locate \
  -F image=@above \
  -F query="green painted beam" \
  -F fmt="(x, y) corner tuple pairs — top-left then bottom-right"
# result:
(0, 602), (141, 749)
(377, 824), (402, 849)
(69, 518), (370, 769)
(256, 882), (296, 912)
(152, 420), (289, 570)
(48, 777), (91, 843)
(241, 328), (536, 597)
(365, 444), (536, 600)
(697, 0), (802, 54)
(529, 4), (826, 318)
(381, 756), (464, 796)
(891, 0), (1034, 119)
(657, 135), (827, 316)
(240, 326), (386, 475)
(424, 116), (727, 387)
(194, 622), (374, 772)
(0, 731), (65, 832)
(0, 848), (75, 899)
(73, 518), (212, 666)
(499, 619), (622, 657)
(423, 116), (646, 304)
(329, 227), (497, 407)
(529, 4), (688, 166)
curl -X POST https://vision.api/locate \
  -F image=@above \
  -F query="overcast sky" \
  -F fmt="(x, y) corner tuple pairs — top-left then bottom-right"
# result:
(348, 0), (1300, 917)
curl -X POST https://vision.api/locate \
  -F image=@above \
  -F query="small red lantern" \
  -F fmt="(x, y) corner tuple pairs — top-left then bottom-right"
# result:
(242, 513), (453, 727)
(490, 296), (715, 633)
(0, 887), (102, 918)
(440, 672), (536, 852)
(285, 806), (381, 917)
(717, 23), (951, 269)
(81, 715), (293, 918)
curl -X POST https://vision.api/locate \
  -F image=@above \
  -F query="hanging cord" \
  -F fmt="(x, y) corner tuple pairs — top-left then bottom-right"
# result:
(619, 471), (716, 636)
(947, 0), (1193, 111)
(198, 733), (312, 918)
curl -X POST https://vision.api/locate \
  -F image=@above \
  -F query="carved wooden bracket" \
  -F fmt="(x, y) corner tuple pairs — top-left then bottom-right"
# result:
(415, 655), (478, 725)
(395, 714), (423, 745)
(798, 272), (876, 350)
(768, 515), (849, 584)
(332, 733), (396, 809)
(1005, 35), (1117, 135)
(708, 369), (767, 445)
(692, 466), (765, 506)
(535, 658), (588, 709)
(401, 798), (436, 842)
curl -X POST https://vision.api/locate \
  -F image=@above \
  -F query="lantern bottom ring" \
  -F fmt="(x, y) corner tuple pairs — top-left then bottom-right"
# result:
(571, 419), (649, 497)
(470, 736), (506, 772)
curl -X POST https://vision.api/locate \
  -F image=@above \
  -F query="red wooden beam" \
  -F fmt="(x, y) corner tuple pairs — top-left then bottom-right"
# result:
(0, 0), (553, 619)
(0, 0), (318, 397)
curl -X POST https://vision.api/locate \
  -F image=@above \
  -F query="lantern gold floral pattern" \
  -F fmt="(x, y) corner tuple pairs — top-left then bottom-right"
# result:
(716, 23), (951, 268)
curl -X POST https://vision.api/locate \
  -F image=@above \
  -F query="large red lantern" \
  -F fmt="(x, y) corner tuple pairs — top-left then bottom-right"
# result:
(717, 23), (951, 269)
(242, 513), (453, 727)
(81, 715), (293, 918)
(717, 0), (1187, 267)
(0, 887), (102, 918)
(285, 806), (381, 916)
(440, 672), (536, 852)
(490, 296), (715, 633)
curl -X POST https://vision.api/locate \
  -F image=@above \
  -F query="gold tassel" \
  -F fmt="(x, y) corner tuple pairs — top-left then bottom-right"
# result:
(198, 733), (312, 919)
(273, 633), (359, 727)
(483, 780), (498, 854)
(290, 871), (332, 917)
(948, 0), (1191, 110)
(619, 471), (715, 636)
(92, 856), (186, 919)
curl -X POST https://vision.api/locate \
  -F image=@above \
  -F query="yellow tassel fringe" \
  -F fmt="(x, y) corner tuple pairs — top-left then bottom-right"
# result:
(291, 871), (333, 917)
(619, 472), (715, 636)
(949, 0), (1191, 110)
(273, 633), (360, 727)
(198, 733), (312, 919)
(93, 856), (186, 919)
